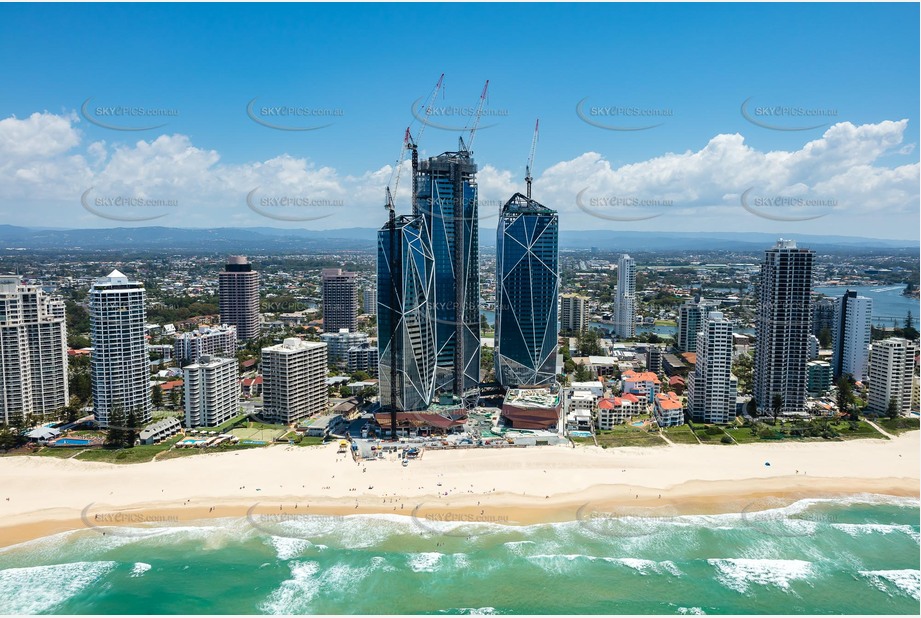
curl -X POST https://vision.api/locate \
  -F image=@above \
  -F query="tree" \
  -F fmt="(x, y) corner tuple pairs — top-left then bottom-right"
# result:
(770, 393), (783, 426)
(105, 407), (126, 448)
(902, 311), (919, 341)
(125, 410), (139, 447)
(818, 327), (833, 349)
(836, 378), (856, 421)
(887, 396), (900, 421)
(152, 384), (164, 408)
(169, 386), (180, 409)
(573, 362), (591, 383)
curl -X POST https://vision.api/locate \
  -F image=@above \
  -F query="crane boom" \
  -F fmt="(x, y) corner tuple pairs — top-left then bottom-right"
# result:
(461, 80), (489, 154)
(525, 118), (539, 199)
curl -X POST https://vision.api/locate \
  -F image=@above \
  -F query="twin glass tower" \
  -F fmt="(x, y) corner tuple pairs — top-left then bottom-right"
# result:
(378, 143), (560, 414)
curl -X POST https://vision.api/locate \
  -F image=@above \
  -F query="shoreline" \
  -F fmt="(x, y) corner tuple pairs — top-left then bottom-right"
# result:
(1, 433), (918, 549)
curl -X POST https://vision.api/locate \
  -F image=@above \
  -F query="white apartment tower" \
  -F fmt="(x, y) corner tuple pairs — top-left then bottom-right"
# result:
(174, 324), (237, 366)
(867, 338), (917, 415)
(614, 254), (636, 339)
(363, 287), (377, 317)
(687, 311), (735, 424)
(262, 338), (328, 424)
(753, 239), (814, 416)
(183, 355), (239, 428)
(89, 270), (152, 427)
(831, 290), (872, 381)
(560, 294), (587, 333)
(0, 276), (69, 424)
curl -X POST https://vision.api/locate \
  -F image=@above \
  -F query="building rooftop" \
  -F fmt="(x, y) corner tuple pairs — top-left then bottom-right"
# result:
(503, 387), (561, 409)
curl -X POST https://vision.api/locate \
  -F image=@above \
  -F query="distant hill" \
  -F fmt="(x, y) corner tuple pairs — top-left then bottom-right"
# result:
(0, 225), (915, 253)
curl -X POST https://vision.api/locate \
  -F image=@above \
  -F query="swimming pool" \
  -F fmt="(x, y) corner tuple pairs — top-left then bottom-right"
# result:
(569, 431), (593, 438)
(631, 421), (646, 427)
(52, 438), (91, 446)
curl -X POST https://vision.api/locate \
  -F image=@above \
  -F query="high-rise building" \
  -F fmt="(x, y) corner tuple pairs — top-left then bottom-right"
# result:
(753, 239), (814, 416)
(183, 355), (239, 428)
(0, 276), (69, 424)
(811, 296), (837, 338)
(687, 311), (735, 424)
(560, 294), (587, 333)
(347, 342), (379, 376)
(261, 338), (328, 424)
(867, 337), (917, 415)
(677, 297), (719, 353)
(377, 214), (437, 412)
(808, 334), (820, 360)
(173, 325), (237, 367)
(831, 290), (872, 381)
(219, 256), (260, 341)
(613, 254), (636, 339)
(363, 287), (377, 317)
(321, 268), (359, 333)
(320, 328), (369, 368)
(495, 193), (559, 387)
(415, 149), (480, 404)
(89, 270), (151, 427)
(646, 345), (663, 375)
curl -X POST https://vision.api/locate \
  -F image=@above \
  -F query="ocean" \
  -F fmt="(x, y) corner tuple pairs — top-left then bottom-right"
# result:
(1, 495), (918, 614)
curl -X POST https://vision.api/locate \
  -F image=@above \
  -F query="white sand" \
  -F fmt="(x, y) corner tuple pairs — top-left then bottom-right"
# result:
(0, 432), (917, 546)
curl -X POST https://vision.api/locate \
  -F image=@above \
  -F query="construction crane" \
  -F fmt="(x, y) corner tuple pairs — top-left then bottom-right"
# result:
(525, 118), (539, 199)
(459, 79), (489, 154)
(407, 73), (444, 215)
(387, 74), (445, 214)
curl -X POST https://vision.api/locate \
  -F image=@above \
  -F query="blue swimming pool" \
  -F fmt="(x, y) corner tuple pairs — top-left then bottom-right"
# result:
(53, 438), (91, 446)
(569, 431), (593, 438)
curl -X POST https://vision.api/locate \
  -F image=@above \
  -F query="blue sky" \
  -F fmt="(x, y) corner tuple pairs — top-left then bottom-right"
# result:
(0, 2), (918, 238)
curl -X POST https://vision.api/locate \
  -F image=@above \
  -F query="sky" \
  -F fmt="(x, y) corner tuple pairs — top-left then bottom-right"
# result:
(0, 2), (918, 238)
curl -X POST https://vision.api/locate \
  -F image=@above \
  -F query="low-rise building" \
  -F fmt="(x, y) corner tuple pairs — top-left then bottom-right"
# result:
(807, 360), (832, 395)
(301, 414), (348, 438)
(139, 417), (182, 445)
(653, 392), (684, 427)
(621, 370), (661, 403)
(596, 394), (639, 430)
(501, 387), (561, 430)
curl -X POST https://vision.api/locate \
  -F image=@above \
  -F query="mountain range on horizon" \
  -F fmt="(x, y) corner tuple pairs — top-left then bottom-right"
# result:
(0, 224), (916, 253)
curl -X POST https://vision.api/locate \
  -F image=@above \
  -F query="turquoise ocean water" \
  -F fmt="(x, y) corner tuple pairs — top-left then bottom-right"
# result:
(1, 495), (918, 615)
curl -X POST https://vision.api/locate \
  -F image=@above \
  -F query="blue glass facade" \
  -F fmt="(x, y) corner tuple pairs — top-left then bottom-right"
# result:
(415, 151), (480, 404)
(377, 215), (437, 412)
(495, 193), (559, 387)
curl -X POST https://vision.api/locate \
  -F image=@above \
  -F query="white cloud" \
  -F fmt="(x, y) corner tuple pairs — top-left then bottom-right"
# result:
(0, 111), (916, 235)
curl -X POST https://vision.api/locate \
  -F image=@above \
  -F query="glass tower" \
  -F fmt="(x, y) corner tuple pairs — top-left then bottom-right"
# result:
(377, 214), (437, 412)
(495, 193), (559, 387)
(415, 150), (480, 406)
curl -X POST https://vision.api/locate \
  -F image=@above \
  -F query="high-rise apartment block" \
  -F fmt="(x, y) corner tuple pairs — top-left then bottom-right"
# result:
(0, 276), (69, 424)
(219, 256), (260, 341)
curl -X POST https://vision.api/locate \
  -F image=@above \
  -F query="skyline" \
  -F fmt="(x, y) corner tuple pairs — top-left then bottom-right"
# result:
(0, 3), (918, 237)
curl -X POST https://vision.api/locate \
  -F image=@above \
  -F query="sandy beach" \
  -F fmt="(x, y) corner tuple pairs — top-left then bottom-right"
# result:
(0, 433), (918, 548)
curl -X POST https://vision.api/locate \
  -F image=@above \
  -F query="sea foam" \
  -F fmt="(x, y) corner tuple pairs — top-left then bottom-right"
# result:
(0, 561), (118, 614)
(708, 558), (814, 594)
